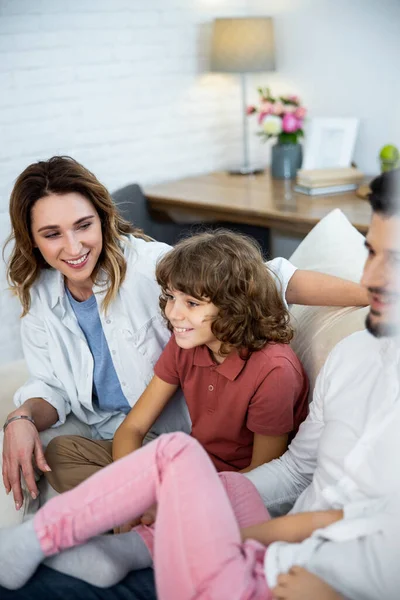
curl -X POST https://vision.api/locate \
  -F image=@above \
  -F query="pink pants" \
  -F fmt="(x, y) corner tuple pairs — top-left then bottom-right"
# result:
(34, 432), (272, 600)
(135, 466), (271, 557)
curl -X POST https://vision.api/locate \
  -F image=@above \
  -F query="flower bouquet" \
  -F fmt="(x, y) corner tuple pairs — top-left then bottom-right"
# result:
(247, 88), (307, 178)
(247, 87), (306, 144)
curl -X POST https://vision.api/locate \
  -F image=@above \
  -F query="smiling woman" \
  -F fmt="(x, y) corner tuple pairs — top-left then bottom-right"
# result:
(6, 158), (137, 316)
(2, 155), (192, 520)
(31, 195), (103, 302)
(31, 196), (100, 298)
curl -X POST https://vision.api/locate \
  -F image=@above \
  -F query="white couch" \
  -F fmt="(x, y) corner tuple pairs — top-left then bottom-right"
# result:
(0, 208), (369, 528)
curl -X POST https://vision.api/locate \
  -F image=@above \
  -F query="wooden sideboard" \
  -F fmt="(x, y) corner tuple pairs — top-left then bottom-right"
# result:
(144, 170), (372, 236)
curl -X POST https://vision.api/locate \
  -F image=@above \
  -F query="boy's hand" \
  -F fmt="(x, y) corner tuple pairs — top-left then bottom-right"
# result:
(272, 566), (344, 599)
(140, 503), (158, 526)
(114, 518), (142, 534)
(113, 504), (158, 534)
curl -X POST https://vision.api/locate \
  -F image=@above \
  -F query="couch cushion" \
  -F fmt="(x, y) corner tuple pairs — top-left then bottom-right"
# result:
(289, 208), (369, 396)
(0, 213), (23, 366)
(0, 359), (29, 424)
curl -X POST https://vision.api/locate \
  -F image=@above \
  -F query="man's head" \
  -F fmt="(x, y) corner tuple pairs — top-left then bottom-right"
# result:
(361, 169), (400, 337)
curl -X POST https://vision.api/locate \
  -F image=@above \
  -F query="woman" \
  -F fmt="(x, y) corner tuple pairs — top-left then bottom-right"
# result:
(2, 156), (368, 515)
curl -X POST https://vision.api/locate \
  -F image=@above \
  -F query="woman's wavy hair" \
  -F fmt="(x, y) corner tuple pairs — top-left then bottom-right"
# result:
(156, 229), (293, 356)
(5, 156), (150, 316)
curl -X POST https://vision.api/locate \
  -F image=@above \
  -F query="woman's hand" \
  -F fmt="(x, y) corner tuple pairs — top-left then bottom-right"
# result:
(2, 411), (51, 510)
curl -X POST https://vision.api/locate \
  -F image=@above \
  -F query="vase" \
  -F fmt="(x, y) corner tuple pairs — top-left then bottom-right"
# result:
(271, 142), (303, 179)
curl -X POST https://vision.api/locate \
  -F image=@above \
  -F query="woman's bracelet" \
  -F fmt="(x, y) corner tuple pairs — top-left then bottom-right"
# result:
(3, 415), (36, 433)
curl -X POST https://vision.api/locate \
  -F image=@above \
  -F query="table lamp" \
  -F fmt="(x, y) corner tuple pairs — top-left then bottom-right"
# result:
(210, 17), (276, 175)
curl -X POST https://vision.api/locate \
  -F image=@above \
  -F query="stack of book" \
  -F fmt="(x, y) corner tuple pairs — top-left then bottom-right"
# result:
(294, 167), (364, 196)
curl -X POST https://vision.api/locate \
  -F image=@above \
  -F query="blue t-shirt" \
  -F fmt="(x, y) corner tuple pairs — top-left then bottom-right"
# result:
(66, 287), (131, 415)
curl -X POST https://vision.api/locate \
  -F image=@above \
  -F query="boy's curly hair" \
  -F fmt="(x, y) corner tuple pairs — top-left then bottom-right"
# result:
(156, 229), (293, 356)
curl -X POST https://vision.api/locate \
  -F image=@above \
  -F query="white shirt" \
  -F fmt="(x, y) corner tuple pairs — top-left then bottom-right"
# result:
(14, 235), (296, 440)
(245, 329), (400, 593)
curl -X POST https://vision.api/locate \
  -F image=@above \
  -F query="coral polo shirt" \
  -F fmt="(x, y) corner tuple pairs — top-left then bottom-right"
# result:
(154, 336), (309, 472)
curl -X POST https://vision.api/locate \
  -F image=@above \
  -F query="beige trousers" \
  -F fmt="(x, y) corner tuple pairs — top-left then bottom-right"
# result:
(44, 431), (158, 493)
(44, 435), (113, 493)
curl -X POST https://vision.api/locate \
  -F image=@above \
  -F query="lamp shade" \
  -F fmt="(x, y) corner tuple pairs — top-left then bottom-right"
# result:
(210, 17), (275, 73)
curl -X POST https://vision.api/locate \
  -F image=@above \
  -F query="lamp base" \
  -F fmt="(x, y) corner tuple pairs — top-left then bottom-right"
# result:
(227, 165), (265, 176)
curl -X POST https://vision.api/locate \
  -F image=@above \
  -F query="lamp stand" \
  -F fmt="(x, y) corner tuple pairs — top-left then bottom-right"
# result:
(228, 74), (264, 175)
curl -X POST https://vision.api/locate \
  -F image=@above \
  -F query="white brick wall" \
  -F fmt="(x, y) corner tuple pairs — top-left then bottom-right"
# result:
(0, 0), (252, 215)
(1, 0), (398, 216)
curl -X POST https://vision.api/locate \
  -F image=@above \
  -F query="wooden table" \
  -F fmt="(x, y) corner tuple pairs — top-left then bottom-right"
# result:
(144, 170), (372, 236)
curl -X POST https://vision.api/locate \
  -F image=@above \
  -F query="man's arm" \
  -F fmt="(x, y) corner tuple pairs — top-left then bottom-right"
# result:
(305, 525), (400, 600)
(241, 510), (343, 546)
(286, 270), (368, 306)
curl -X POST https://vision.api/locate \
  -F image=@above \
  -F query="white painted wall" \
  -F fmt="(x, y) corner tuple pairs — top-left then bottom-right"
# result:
(246, 0), (400, 172)
(1, 0), (398, 218)
(0, 0), (250, 216)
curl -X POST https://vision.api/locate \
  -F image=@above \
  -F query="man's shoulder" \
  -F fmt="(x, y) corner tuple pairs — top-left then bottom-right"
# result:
(331, 329), (376, 355)
(324, 329), (380, 374)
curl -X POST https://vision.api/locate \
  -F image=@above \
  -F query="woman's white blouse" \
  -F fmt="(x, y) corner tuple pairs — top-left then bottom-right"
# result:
(14, 236), (296, 439)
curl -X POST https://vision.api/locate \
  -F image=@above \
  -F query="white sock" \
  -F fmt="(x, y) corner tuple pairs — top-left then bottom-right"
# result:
(44, 531), (153, 587)
(0, 519), (44, 589)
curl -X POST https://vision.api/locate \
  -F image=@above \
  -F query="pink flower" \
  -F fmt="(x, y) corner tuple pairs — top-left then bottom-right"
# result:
(282, 113), (301, 133)
(294, 106), (307, 119)
(258, 111), (268, 124)
(272, 101), (284, 116)
(288, 95), (300, 104)
(259, 101), (274, 114)
(283, 104), (296, 113)
(246, 105), (256, 115)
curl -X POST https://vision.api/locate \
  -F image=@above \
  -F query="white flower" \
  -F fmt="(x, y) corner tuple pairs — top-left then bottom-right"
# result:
(262, 114), (282, 136)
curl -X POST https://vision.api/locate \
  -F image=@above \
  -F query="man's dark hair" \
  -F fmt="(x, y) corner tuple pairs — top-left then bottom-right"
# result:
(156, 229), (293, 355)
(368, 168), (400, 216)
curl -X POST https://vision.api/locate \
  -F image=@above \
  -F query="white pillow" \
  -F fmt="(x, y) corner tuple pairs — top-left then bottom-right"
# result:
(289, 208), (369, 396)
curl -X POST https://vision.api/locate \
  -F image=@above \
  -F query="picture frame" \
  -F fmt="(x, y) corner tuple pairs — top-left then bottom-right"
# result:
(302, 117), (359, 170)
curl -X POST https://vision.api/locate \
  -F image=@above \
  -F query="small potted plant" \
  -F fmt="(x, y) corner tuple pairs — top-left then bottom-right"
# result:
(247, 88), (306, 179)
